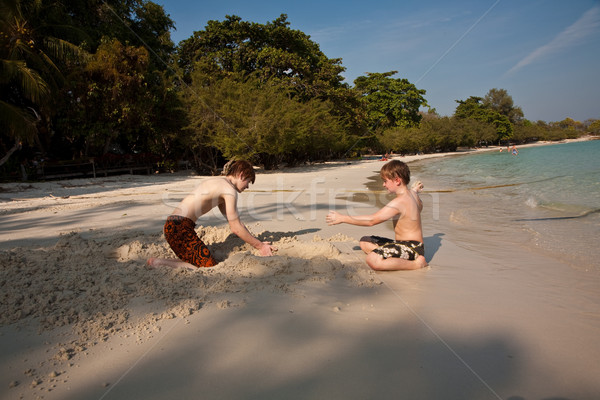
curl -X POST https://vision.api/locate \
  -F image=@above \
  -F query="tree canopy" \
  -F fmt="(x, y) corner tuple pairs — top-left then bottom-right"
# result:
(455, 95), (513, 142)
(354, 71), (428, 131)
(175, 14), (361, 169)
(177, 14), (345, 96)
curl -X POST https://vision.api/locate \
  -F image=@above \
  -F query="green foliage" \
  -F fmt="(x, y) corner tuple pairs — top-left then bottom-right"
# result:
(177, 14), (345, 95)
(554, 117), (584, 131)
(176, 14), (363, 169)
(131, 1), (175, 61)
(1, 0), (178, 170)
(0, 0), (83, 144)
(512, 122), (545, 143)
(175, 14), (363, 134)
(483, 88), (524, 123)
(353, 71), (428, 131)
(512, 119), (584, 143)
(455, 96), (513, 142)
(183, 74), (348, 170)
(0, 4), (594, 178)
(51, 0), (175, 54)
(55, 39), (158, 155)
(381, 117), (496, 154)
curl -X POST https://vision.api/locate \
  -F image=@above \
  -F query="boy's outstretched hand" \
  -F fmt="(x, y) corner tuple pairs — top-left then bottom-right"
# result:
(326, 211), (342, 225)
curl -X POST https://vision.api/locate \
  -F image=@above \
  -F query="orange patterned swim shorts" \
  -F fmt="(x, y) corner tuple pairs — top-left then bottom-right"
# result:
(163, 215), (217, 268)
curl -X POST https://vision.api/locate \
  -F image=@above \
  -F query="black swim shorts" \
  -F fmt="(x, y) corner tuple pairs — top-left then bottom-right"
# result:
(361, 235), (424, 261)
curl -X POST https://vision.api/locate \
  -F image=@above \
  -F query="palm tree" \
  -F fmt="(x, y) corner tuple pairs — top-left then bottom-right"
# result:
(0, 0), (85, 167)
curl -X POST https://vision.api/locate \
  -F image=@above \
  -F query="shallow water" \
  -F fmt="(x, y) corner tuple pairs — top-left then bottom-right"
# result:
(409, 140), (600, 271)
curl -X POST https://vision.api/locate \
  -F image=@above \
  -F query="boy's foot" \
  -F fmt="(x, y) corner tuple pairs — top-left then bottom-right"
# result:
(415, 255), (428, 269)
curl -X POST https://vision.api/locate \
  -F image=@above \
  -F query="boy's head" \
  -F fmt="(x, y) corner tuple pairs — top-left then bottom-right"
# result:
(226, 160), (256, 184)
(380, 160), (410, 186)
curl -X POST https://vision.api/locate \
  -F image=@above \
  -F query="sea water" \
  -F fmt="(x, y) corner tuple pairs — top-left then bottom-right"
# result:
(410, 140), (600, 271)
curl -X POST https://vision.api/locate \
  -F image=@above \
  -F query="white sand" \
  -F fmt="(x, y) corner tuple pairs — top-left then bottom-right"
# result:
(1, 145), (599, 399)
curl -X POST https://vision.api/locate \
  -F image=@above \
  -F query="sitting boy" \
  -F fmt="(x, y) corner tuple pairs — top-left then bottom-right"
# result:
(148, 160), (275, 269)
(326, 159), (427, 271)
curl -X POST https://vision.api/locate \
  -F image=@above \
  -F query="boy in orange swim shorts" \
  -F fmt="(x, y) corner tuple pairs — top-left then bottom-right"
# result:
(148, 160), (276, 269)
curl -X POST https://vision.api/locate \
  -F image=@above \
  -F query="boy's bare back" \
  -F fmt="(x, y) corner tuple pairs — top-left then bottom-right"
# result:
(173, 177), (239, 221)
(389, 185), (424, 243)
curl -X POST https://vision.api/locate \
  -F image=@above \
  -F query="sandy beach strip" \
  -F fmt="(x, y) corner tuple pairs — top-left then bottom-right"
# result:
(1, 144), (599, 399)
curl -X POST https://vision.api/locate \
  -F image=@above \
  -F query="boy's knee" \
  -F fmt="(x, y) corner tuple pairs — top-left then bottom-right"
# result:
(360, 240), (376, 254)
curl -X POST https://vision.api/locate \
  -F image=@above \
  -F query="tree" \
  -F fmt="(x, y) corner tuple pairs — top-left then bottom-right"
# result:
(177, 14), (346, 96)
(131, 1), (175, 62)
(0, 0), (85, 167)
(353, 71), (427, 131)
(176, 13), (362, 167)
(175, 15), (362, 130)
(55, 39), (155, 156)
(42, 0), (178, 158)
(183, 74), (348, 170)
(588, 119), (600, 134)
(483, 88), (523, 123)
(455, 96), (513, 142)
(555, 117), (584, 131)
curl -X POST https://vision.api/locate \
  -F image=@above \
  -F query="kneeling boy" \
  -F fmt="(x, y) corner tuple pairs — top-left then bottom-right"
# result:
(148, 160), (275, 269)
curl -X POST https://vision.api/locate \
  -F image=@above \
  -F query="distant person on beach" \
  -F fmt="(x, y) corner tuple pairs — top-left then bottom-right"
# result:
(511, 145), (518, 155)
(326, 160), (427, 271)
(148, 160), (276, 269)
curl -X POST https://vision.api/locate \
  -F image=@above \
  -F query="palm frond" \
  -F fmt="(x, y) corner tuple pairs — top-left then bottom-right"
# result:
(0, 100), (38, 141)
(1, 59), (50, 103)
(43, 36), (90, 63)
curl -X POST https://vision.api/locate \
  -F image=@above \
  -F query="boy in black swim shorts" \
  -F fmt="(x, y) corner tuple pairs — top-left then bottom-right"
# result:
(326, 160), (427, 271)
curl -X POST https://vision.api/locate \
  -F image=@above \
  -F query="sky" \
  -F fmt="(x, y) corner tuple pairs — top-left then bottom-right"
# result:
(159, 0), (600, 123)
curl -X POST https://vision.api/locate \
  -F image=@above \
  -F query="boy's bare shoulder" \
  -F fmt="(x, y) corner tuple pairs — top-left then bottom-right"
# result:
(385, 194), (406, 212)
(390, 189), (418, 209)
(195, 177), (237, 195)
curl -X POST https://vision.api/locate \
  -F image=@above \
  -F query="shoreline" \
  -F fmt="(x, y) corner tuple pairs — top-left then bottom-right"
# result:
(1, 136), (599, 399)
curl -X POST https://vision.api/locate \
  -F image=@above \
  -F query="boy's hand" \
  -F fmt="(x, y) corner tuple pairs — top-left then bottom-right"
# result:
(411, 180), (424, 193)
(326, 211), (342, 225)
(258, 242), (277, 256)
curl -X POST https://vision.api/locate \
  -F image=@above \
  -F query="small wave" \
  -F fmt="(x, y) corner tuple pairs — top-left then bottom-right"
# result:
(516, 208), (600, 221)
(428, 175), (569, 193)
(525, 197), (538, 208)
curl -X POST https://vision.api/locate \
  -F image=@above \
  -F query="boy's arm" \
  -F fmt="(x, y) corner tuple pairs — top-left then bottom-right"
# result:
(411, 181), (424, 212)
(219, 195), (275, 256)
(326, 202), (400, 226)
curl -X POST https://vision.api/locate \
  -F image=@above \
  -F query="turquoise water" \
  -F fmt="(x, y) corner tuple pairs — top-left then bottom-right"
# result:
(410, 140), (600, 270)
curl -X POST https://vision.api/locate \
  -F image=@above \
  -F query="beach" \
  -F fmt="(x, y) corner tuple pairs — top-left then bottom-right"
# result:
(1, 145), (599, 400)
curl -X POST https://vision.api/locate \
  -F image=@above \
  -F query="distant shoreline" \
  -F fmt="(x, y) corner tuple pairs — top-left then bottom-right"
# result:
(363, 135), (600, 166)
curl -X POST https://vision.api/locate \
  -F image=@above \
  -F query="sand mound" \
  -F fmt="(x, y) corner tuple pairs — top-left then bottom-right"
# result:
(0, 226), (379, 371)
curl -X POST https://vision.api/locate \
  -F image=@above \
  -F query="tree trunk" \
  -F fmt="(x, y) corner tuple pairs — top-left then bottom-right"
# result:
(0, 141), (22, 167)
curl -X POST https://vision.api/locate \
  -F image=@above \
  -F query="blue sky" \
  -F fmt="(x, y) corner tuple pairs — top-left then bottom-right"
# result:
(160, 0), (600, 123)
